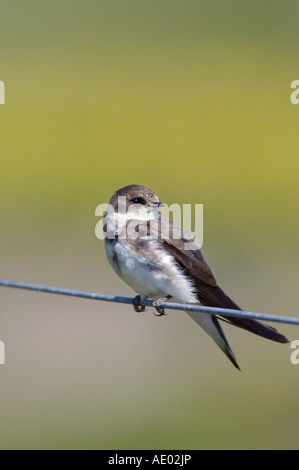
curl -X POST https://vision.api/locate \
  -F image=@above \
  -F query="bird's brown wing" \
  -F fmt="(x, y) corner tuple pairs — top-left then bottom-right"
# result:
(156, 216), (288, 344)
(157, 216), (240, 308)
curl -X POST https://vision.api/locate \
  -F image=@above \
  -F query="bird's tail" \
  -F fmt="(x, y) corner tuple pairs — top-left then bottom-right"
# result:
(196, 284), (289, 345)
(186, 311), (241, 370)
(219, 314), (289, 344)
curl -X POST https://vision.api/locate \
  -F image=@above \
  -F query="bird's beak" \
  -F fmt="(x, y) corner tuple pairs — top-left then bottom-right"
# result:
(149, 201), (164, 213)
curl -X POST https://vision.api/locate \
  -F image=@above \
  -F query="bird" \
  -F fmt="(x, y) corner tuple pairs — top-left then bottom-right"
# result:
(103, 184), (288, 370)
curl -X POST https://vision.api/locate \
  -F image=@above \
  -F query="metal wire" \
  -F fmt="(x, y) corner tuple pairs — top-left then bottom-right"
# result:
(0, 279), (298, 326)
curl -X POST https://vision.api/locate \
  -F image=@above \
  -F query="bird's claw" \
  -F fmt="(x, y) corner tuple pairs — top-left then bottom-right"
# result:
(132, 295), (146, 313)
(152, 295), (172, 316)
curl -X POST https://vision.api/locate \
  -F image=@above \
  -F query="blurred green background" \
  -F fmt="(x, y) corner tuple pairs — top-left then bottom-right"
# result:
(1, 0), (299, 449)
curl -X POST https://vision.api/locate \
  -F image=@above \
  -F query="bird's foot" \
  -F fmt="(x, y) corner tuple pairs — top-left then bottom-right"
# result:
(152, 295), (172, 316)
(132, 295), (146, 313)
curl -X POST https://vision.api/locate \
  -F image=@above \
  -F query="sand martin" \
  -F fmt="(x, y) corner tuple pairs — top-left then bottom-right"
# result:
(103, 184), (288, 369)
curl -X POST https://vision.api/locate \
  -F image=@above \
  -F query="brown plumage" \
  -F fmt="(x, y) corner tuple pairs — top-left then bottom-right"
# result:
(160, 216), (288, 345)
(105, 184), (289, 370)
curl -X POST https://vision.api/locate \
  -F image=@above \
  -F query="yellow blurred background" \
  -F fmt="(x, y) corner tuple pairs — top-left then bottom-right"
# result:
(1, 0), (299, 449)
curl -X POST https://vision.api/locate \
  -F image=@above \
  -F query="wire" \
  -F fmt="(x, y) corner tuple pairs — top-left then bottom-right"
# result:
(0, 279), (298, 326)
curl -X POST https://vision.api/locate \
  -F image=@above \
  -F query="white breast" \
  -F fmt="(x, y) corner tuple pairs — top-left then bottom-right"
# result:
(105, 238), (198, 304)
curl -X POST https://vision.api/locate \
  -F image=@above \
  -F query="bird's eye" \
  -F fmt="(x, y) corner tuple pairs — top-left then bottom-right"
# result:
(131, 197), (145, 205)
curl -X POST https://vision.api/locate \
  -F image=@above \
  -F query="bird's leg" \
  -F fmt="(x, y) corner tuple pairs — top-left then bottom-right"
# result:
(152, 295), (172, 316)
(132, 295), (146, 313)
